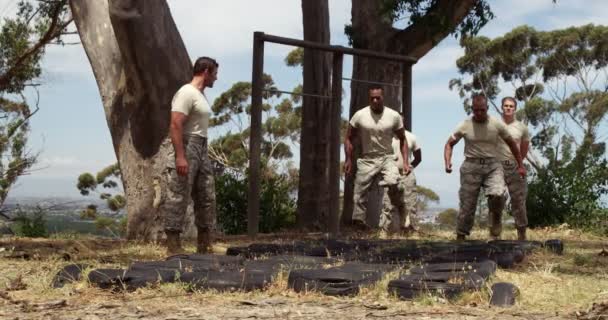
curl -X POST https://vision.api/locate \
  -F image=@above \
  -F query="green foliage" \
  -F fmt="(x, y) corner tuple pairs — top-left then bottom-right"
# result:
(435, 208), (457, 228)
(208, 48), (309, 195)
(12, 210), (47, 238)
(76, 163), (125, 213)
(93, 216), (126, 237)
(216, 170), (296, 235)
(0, 0), (70, 209)
(452, 24), (608, 234)
(416, 185), (439, 213)
(345, 0), (494, 46)
(79, 204), (97, 220)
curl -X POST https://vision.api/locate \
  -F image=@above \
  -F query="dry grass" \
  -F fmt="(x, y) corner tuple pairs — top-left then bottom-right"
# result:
(0, 226), (606, 319)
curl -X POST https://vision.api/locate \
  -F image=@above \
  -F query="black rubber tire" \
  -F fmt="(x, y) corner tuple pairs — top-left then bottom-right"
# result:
(52, 263), (90, 288)
(400, 272), (485, 290)
(87, 269), (126, 289)
(179, 270), (272, 291)
(544, 239), (564, 255)
(487, 240), (543, 254)
(490, 282), (519, 306)
(120, 269), (180, 290)
(244, 255), (339, 273)
(409, 261), (496, 280)
(287, 268), (382, 296)
(388, 279), (464, 300)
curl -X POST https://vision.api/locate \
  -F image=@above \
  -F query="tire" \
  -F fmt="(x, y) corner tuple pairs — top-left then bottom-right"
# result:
(52, 263), (90, 288)
(409, 261), (496, 280)
(120, 269), (180, 291)
(287, 268), (383, 296)
(490, 282), (519, 306)
(388, 279), (464, 300)
(87, 268), (126, 289)
(487, 240), (543, 255)
(544, 239), (564, 255)
(399, 272), (485, 290)
(179, 270), (272, 292)
(244, 255), (339, 273)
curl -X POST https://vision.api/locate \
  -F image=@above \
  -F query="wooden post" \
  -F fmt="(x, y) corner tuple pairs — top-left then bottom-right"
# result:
(247, 32), (264, 237)
(402, 63), (412, 131)
(329, 52), (343, 236)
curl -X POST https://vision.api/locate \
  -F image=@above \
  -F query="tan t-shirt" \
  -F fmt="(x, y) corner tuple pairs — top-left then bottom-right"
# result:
(350, 106), (403, 158)
(497, 120), (529, 161)
(171, 84), (211, 137)
(392, 131), (420, 170)
(452, 116), (511, 158)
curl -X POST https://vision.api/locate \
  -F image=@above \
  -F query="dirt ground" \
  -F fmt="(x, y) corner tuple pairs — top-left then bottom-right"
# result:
(0, 227), (606, 320)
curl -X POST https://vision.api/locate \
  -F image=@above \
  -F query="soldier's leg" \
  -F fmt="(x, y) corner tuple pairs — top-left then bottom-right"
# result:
(457, 161), (483, 237)
(379, 158), (403, 233)
(162, 144), (198, 233)
(504, 163), (528, 239)
(485, 163), (506, 239)
(353, 158), (383, 225)
(402, 172), (417, 229)
(192, 141), (216, 253)
(161, 140), (199, 254)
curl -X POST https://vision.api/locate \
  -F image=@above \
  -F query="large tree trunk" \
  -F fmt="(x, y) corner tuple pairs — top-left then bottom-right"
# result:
(296, 0), (332, 231)
(70, 0), (192, 241)
(342, 0), (478, 225)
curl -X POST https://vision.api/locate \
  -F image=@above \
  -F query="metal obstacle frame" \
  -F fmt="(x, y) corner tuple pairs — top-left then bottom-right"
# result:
(247, 32), (417, 237)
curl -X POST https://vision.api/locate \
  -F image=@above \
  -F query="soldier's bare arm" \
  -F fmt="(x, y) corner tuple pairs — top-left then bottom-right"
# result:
(503, 136), (527, 178)
(444, 136), (460, 173)
(520, 139), (529, 160)
(344, 125), (357, 176)
(412, 149), (421, 168)
(170, 111), (189, 176)
(395, 128), (411, 175)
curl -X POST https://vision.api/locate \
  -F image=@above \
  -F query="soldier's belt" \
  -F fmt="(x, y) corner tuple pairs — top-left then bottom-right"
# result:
(501, 160), (515, 166)
(465, 157), (497, 164)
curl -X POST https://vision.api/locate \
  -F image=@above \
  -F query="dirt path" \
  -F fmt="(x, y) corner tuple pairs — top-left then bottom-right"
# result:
(0, 295), (572, 320)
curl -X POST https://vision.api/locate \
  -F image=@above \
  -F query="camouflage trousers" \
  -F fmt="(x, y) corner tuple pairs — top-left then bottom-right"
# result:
(400, 171), (417, 228)
(161, 135), (216, 233)
(457, 158), (505, 236)
(353, 156), (405, 231)
(495, 161), (528, 233)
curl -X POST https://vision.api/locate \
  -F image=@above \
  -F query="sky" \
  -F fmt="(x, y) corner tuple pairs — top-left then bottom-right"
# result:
(0, 0), (606, 207)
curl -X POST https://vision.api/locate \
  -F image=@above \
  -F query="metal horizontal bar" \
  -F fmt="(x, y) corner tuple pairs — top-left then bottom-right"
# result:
(257, 32), (417, 64)
(263, 89), (331, 99)
(342, 77), (402, 88)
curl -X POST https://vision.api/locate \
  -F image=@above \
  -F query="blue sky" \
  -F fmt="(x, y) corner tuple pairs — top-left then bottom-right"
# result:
(1, 0), (606, 207)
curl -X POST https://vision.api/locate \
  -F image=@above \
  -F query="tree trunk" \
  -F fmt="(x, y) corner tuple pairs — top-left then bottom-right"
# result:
(342, 0), (478, 225)
(297, 0), (332, 231)
(70, 0), (192, 241)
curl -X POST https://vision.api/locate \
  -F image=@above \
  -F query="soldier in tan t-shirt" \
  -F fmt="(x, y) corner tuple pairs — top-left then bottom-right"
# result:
(391, 128), (421, 232)
(344, 85), (410, 234)
(161, 56), (218, 255)
(495, 97), (530, 240)
(444, 94), (525, 240)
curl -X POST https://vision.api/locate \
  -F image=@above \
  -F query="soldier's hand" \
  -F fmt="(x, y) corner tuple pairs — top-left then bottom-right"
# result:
(344, 160), (352, 176)
(518, 165), (527, 179)
(445, 162), (453, 174)
(403, 162), (412, 176)
(176, 156), (189, 177)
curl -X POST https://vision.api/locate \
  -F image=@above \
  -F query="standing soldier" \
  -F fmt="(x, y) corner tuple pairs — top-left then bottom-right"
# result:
(161, 57), (218, 255)
(444, 94), (525, 240)
(391, 122), (422, 232)
(495, 97), (530, 240)
(344, 85), (410, 236)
